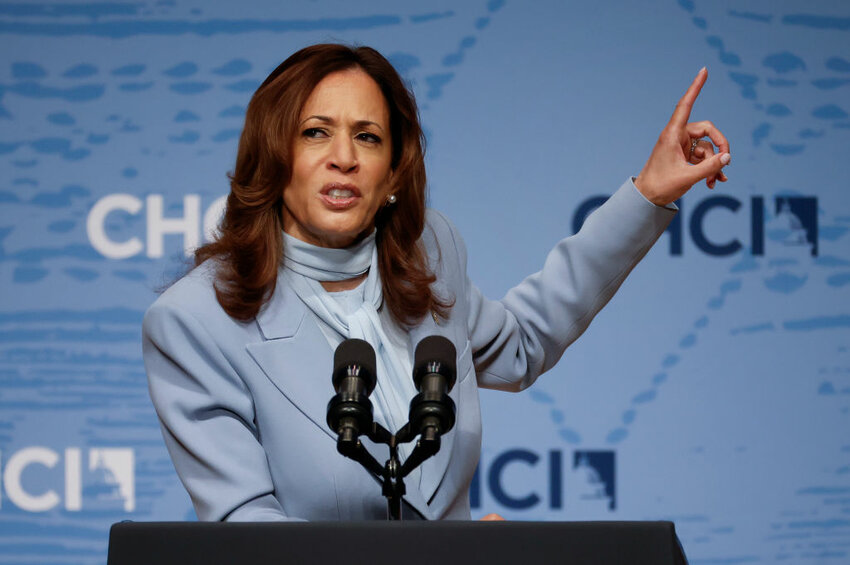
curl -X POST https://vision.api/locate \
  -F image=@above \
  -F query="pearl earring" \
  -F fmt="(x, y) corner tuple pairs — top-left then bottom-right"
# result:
(386, 194), (397, 205)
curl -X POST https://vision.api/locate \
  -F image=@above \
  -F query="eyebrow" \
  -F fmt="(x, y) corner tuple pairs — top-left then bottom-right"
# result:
(300, 115), (385, 133)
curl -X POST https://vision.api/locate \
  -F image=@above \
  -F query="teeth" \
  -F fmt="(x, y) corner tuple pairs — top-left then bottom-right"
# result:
(328, 188), (354, 199)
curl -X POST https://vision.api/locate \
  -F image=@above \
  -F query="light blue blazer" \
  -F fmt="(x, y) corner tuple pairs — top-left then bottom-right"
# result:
(142, 179), (675, 522)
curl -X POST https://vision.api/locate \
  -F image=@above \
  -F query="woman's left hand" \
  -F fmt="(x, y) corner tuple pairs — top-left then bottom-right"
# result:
(634, 67), (731, 207)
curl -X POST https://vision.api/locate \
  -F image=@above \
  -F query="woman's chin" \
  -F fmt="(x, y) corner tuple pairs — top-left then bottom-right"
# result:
(301, 223), (370, 248)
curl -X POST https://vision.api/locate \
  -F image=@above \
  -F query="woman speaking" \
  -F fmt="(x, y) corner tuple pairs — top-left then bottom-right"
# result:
(142, 44), (730, 521)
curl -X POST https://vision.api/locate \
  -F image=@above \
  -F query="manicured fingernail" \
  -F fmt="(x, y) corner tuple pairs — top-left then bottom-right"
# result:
(720, 153), (731, 165)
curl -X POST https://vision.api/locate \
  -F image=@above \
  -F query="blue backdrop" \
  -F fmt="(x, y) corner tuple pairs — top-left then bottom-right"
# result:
(1, 1), (849, 563)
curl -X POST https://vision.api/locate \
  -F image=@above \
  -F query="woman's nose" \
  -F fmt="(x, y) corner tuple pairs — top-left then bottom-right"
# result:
(328, 136), (358, 173)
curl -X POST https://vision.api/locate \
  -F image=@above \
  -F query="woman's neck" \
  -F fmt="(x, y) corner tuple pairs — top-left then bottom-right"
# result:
(320, 272), (368, 292)
(282, 229), (375, 292)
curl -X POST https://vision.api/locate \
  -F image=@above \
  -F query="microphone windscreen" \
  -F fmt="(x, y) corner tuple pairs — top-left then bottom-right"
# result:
(414, 336), (457, 389)
(333, 338), (377, 391)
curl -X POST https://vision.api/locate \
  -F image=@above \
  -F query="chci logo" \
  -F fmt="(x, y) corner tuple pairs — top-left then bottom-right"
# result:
(573, 194), (818, 257)
(0, 447), (134, 512)
(470, 449), (616, 512)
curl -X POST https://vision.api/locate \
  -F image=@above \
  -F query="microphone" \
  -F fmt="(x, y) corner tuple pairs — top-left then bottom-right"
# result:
(326, 339), (377, 446)
(409, 336), (457, 442)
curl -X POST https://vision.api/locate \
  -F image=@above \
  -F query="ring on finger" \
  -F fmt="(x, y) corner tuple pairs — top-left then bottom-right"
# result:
(689, 137), (700, 157)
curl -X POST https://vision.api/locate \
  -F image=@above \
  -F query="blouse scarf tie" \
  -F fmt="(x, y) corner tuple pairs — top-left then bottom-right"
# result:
(281, 231), (416, 441)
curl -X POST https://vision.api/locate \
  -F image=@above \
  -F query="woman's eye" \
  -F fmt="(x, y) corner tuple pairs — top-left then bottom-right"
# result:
(357, 132), (381, 144)
(302, 128), (327, 138)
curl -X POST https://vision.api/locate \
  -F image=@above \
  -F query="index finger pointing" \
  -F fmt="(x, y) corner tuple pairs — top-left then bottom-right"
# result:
(671, 67), (708, 127)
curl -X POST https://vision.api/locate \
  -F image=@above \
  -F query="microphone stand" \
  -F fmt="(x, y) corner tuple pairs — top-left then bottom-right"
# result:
(334, 419), (443, 520)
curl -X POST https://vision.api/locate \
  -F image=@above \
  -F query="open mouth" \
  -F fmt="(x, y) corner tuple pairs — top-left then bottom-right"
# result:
(321, 183), (361, 208)
(327, 187), (355, 199)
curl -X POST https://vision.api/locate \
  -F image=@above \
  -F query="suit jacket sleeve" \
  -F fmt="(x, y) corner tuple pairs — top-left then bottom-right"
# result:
(437, 178), (676, 392)
(143, 288), (298, 522)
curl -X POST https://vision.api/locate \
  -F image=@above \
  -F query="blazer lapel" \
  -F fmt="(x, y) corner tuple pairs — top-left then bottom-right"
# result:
(247, 280), (337, 441)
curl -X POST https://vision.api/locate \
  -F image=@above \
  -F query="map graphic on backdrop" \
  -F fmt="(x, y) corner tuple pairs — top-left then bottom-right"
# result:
(1, 1), (849, 563)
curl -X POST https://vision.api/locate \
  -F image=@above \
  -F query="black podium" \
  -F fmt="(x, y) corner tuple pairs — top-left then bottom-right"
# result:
(107, 521), (688, 565)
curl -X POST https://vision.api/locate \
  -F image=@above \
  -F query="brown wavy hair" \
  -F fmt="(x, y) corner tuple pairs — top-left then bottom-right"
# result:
(194, 44), (450, 325)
